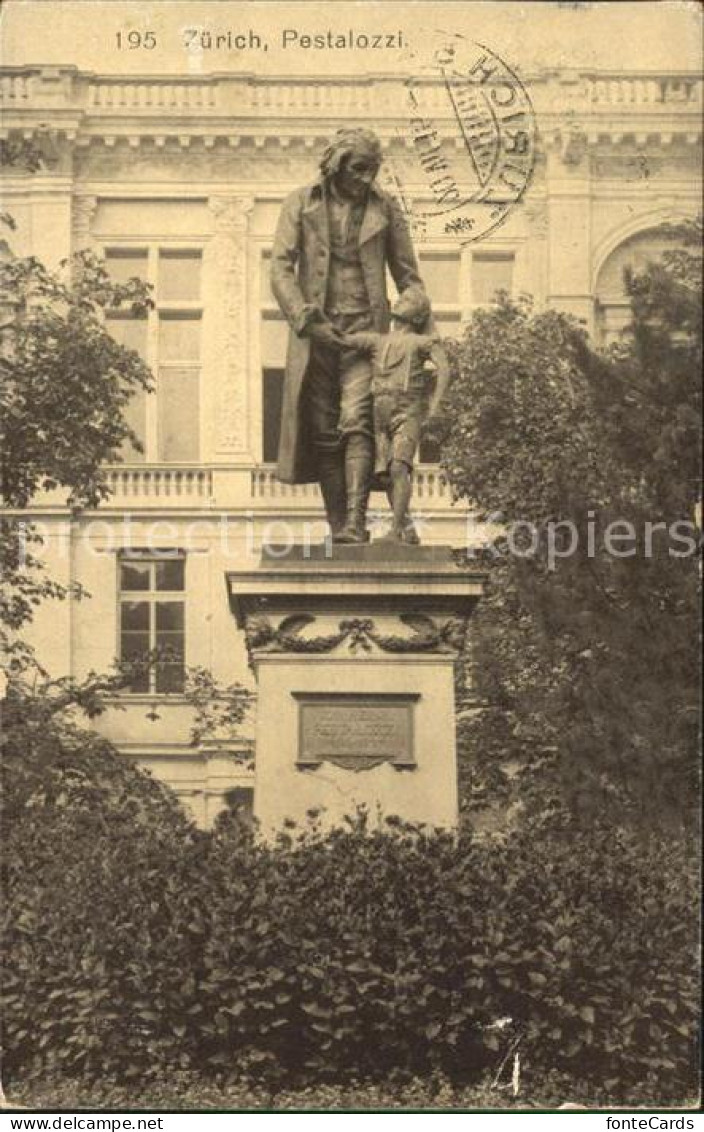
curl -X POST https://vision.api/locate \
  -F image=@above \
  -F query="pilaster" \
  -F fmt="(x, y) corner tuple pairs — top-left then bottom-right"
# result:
(71, 193), (98, 252)
(545, 142), (595, 331)
(205, 195), (255, 460)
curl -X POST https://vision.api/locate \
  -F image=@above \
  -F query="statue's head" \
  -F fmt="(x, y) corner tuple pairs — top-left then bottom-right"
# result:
(392, 285), (432, 331)
(320, 128), (382, 202)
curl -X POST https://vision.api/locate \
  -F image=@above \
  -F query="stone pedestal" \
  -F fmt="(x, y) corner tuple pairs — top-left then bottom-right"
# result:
(227, 545), (485, 838)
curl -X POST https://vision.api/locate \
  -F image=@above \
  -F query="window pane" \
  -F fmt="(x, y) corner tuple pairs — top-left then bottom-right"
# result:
(121, 632), (151, 693)
(155, 631), (185, 692)
(121, 601), (150, 631)
(157, 367), (200, 461)
(419, 254), (461, 305)
(156, 602), (184, 631)
(263, 368), (284, 463)
(472, 254), (514, 305)
(158, 314), (201, 362)
(119, 385), (148, 463)
(596, 232), (676, 298)
(419, 436), (441, 464)
(156, 663), (185, 695)
(434, 313), (462, 339)
(155, 558), (185, 591)
(108, 316), (148, 461)
(121, 631), (151, 659)
(155, 630), (184, 659)
(260, 251), (275, 305)
(104, 249), (148, 287)
(158, 250), (202, 302)
(261, 316), (288, 367)
(107, 314), (148, 358)
(120, 561), (151, 590)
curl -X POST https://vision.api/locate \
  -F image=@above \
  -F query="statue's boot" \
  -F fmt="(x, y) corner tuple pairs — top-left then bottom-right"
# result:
(334, 434), (373, 545)
(317, 449), (347, 538)
(384, 486), (421, 545)
(376, 528), (404, 545)
(401, 521), (421, 545)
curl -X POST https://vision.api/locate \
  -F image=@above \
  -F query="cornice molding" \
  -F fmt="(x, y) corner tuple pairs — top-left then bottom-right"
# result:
(2, 127), (700, 170)
(1, 66), (701, 148)
(1, 68), (700, 182)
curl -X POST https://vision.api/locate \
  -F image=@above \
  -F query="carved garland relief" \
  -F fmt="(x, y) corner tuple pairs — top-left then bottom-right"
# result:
(243, 611), (468, 658)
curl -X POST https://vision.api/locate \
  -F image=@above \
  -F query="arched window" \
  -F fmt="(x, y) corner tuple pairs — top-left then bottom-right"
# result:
(594, 227), (679, 346)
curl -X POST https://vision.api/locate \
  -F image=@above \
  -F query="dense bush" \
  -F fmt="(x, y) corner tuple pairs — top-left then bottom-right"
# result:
(3, 721), (699, 1104)
(1, 686), (203, 1081)
(8, 1069), (697, 1111)
(442, 223), (701, 829)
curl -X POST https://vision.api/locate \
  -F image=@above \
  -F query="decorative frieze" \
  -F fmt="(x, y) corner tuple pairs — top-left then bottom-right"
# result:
(243, 610), (468, 664)
(523, 198), (549, 238)
(591, 153), (700, 180)
(560, 127), (589, 167)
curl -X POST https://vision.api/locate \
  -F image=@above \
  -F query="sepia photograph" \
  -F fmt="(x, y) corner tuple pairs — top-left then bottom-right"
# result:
(0, 0), (701, 1121)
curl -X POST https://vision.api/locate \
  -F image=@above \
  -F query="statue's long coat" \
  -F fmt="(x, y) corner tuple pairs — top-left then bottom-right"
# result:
(270, 178), (422, 484)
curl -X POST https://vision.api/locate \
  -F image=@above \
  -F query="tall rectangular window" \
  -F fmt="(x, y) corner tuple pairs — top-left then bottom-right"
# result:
(417, 251), (462, 463)
(419, 252), (461, 307)
(260, 249), (286, 463)
(419, 251), (462, 340)
(471, 253), (514, 306)
(119, 554), (185, 694)
(105, 250), (149, 462)
(105, 247), (202, 463)
(262, 367), (285, 464)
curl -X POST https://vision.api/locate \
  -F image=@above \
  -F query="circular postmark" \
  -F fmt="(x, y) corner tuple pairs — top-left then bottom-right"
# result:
(384, 36), (537, 243)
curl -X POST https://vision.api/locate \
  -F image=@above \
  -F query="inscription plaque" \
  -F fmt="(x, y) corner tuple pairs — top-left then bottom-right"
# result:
(293, 693), (418, 772)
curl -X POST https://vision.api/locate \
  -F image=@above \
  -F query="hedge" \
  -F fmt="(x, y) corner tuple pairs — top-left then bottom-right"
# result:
(7, 1068), (698, 1111)
(2, 712), (699, 1104)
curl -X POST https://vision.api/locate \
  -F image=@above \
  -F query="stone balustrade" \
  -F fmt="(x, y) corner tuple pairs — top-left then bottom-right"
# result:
(0, 71), (34, 102)
(1, 66), (701, 128)
(249, 470), (321, 501)
(100, 465), (453, 509)
(105, 466), (214, 502)
(249, 466), (451, 507)
(88, 80), (220, 110)
(587, 75), (703, 106)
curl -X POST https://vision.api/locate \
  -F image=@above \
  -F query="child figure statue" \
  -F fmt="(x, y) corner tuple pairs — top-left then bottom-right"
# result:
(344, 286), (450, 545)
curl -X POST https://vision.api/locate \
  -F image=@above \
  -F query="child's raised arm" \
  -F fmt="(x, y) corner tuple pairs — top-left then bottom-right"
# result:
(427, 340), (450, 420)
(342, 331), (380, 353)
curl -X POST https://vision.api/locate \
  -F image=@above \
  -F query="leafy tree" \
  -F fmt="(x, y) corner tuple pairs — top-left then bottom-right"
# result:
(0, 230), (251, 782)
(1, 666), (204, 1082)
(1, 246), (153, 510)
(443, 219), (701, 829)
(0, 237), (154, 676)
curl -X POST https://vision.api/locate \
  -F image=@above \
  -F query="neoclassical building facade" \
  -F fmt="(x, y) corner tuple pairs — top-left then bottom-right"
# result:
(2, 64), (701, 823)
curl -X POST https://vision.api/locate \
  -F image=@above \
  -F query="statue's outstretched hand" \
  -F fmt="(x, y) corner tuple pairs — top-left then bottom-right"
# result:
(304, 319), (346, 349)
(343, 332), (373, 352)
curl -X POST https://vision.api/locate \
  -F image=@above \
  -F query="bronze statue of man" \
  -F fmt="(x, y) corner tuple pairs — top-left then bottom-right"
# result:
(270, 127), (423, 543)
